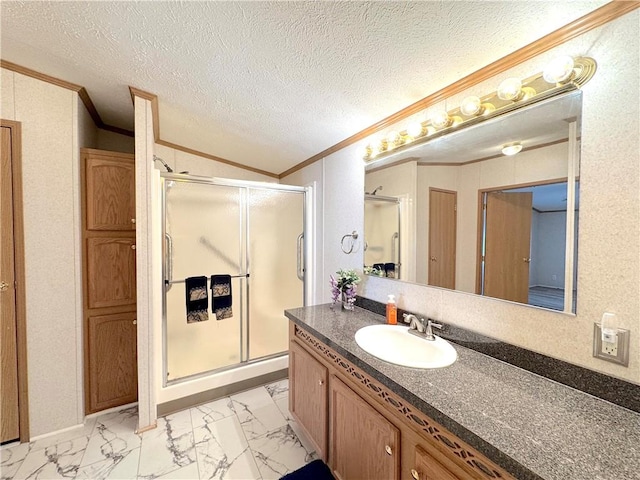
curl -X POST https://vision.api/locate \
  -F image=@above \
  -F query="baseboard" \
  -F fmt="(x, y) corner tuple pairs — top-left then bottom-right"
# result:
(157, 368), (288, 417)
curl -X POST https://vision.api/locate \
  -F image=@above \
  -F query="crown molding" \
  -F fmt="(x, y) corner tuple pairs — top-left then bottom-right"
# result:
(278, 0), (640, 179)
(1, 59), (134, 138)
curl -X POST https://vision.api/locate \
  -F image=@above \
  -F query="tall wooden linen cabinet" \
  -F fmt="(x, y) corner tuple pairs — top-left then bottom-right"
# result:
(81, 148), (138, 414)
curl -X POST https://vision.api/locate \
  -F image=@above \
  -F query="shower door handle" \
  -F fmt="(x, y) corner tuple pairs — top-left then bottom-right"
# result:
(165, 232), (173, 291)
(296, 233), (304, 281)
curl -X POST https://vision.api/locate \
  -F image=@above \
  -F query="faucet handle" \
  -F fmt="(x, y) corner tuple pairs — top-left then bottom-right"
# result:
(427, 319), (442, 330)
(402, 312), (413, 324)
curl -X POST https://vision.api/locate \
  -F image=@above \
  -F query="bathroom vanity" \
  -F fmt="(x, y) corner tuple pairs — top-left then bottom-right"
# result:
(286, 304), (640, 480)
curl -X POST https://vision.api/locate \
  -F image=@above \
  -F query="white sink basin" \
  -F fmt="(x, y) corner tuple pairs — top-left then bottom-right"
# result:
(354, 324), (457, 369)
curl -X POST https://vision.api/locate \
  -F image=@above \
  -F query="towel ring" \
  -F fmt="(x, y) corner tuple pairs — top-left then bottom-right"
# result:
(341, 231), (359, 254)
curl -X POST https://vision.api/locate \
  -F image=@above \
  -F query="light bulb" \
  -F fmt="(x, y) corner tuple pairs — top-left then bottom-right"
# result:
(431, 110), (451, 129)
(361, 144), (372, 160)
(543, 55), (575, 84)
(407, 121), (425, 138)
(387, 131), (402, 148)
(369, 142), (379, 158)
(460, 96), (482, 116)
(501, 143), (523, 156)
(497, 78), (523, 101)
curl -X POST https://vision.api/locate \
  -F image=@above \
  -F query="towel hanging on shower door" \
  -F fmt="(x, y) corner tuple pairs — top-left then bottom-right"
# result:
(211, 274), (233, 320)
(185, 276), (209, 323)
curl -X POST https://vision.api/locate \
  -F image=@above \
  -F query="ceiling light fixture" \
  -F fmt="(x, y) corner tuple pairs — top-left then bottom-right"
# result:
(501, 143), (523, 156)
(407, 121), (427, 138)
(361, 56), (597, 164)
(460, 96), (496, 117)
(497, 78), (536, 102)
(543, 55), (576, 84)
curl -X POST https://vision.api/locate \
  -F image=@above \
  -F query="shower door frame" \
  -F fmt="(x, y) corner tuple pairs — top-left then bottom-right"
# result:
(160, 173), (311, 387)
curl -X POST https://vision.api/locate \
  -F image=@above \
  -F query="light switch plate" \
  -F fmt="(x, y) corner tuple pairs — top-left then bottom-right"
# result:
(593, 323), (630, 366)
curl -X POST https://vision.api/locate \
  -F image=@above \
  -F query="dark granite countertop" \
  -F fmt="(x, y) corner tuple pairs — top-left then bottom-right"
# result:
(285, 304), (640, 480)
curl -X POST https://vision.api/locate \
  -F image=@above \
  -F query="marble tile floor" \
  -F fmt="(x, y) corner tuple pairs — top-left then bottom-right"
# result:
(1, 379), (318, 480)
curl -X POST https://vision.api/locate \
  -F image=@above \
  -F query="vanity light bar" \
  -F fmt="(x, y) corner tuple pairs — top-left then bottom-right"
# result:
(362, 56), (597, 163)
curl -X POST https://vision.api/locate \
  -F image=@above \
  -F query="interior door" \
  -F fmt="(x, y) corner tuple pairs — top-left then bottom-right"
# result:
(483, 191), (533, 303)
(428, 189), (456, 289)
(1, 126), (19, 443)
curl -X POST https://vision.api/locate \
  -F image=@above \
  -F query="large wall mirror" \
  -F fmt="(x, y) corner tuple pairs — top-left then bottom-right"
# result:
(364, 90), (582, 314)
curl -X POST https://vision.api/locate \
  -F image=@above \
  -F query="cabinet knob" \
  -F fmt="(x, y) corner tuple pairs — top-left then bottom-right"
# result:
(385, 445), (392, 456)
(318, 379), (324, 386)
(133, 319), (137, 325)
(131, 218), (136, 224)
(0, 281), (9, 292)
(411, 469), (419, 480)
(131, 244), (136, 250)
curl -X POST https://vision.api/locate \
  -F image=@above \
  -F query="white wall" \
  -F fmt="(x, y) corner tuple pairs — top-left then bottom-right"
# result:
(531, 210), (567, 288)
(1, 68), (85, 436)
(322, 11), (640, 384)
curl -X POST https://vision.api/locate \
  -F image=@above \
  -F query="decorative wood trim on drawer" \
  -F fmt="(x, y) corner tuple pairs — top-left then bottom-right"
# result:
(294, 325), (509, 479)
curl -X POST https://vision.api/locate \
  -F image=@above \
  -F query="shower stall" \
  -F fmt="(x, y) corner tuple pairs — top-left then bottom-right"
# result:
(364, 194), (401, 279)
(161, 173), (309, 387)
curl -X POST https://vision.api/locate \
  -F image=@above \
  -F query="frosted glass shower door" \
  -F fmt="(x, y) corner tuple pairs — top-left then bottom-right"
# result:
(247, 188), (304, 360)
(164, 180), (245, 382)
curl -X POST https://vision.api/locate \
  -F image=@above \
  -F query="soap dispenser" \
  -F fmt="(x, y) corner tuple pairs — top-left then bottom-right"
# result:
(386, 295), (397, 325)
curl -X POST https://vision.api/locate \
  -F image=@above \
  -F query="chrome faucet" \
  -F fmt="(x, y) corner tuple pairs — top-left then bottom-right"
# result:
(402, 313), (426, 333)
(403, 313), (442, 341)
(424, 319), (443, 341)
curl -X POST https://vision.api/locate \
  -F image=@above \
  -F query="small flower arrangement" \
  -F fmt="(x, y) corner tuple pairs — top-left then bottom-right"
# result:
(330, 269), (361, 310)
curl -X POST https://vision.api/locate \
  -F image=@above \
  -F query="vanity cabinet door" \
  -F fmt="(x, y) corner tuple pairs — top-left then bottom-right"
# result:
(289, 341), (328, 460)
(412, 445), (459, 480)
(330, 375), (400, 480)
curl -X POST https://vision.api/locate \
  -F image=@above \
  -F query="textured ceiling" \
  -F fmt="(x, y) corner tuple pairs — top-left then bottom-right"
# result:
(1, 1), (608, 174)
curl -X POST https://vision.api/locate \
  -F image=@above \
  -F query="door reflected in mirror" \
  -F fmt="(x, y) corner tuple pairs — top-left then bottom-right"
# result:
(364, 91), (582, 313)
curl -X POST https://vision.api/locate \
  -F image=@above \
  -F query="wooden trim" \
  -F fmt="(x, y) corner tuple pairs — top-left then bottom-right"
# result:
(280, 1), (640, 178)
(99, 123), (135, 138)
(156, 139), (279, 179)
(1, 59), (83, 92)
(418, 137), (573, 168)
(77, 88), (103, 128)
(475, 190), (485, 295)
(1, 119), (30, 443)
(2, 60), (135, 138)
(129, 87), (160, 141)
(129, 86), (277, 178)
(135, 422), (157, 434)
(81, 147), (135, 160)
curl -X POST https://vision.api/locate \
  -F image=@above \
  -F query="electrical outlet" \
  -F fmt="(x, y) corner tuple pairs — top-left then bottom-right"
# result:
(602, 337), (618, 357)
(593, 323), (630, 366)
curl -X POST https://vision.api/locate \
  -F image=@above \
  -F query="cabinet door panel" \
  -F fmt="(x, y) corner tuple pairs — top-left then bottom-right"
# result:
(330, 375), (399, 480)
(88, 312), (137, 412)
(86, 157), (135, 230)
(413, 444), (459, 480)
(289, 341), (328, 459)
(87, 237), (136, 309)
